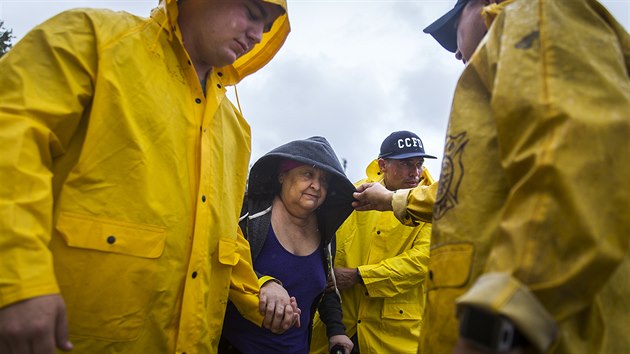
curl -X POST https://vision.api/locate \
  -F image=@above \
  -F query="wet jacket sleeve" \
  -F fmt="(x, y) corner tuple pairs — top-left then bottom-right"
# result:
(0, 12), (97, 307)
(392, 168), (437, 225)
(317, 291), (345, 337)
(227, 226), (265, 326)
(358, 223), (431, 297)
(392, 183), (437, 226)
(317, 239), (346, 338)
(455, 0), (630, 351)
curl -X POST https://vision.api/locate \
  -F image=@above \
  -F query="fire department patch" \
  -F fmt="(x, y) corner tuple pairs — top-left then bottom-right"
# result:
(434, 132), (468, 220)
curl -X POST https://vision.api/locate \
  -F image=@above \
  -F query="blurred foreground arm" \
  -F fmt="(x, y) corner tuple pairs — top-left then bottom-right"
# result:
(353, 182), (437, 225)
(352, 183), (393, 212)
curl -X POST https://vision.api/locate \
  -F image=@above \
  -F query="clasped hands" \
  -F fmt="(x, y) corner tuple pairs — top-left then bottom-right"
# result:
(259, 280), (301, 334)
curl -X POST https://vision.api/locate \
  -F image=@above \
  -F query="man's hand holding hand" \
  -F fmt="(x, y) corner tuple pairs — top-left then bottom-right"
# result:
(0, 294), (73, 354)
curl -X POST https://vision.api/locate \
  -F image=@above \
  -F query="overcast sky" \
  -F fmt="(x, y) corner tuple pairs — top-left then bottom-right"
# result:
(2, 0), (629, 181)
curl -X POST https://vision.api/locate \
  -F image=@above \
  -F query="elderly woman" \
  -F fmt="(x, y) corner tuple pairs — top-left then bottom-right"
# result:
(220, 137), (356, 354)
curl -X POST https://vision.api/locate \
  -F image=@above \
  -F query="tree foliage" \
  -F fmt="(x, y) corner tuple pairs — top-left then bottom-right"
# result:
(0, 20), (15, 58)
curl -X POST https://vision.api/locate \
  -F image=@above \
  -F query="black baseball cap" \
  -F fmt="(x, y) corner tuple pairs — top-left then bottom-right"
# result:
(378, 131), (437, 160)
(423, 0), (471, 53)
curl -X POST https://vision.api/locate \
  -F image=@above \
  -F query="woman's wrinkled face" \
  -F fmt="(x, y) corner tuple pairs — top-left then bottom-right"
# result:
(455, 0), (488, 63)
(278, 165), (329, 214)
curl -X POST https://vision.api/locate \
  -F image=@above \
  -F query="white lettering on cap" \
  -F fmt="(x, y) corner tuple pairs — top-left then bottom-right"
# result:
(398, 137), (423, 149)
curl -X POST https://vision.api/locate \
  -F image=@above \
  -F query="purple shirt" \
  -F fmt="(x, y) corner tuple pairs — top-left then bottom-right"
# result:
(222, 226), (326, 354)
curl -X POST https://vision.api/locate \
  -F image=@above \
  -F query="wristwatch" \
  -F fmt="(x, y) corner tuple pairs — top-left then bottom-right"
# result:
(458, 306), (529, 352)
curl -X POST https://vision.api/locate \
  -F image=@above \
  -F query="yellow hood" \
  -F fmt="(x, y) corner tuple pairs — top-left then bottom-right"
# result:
(154, 0), (290, 85)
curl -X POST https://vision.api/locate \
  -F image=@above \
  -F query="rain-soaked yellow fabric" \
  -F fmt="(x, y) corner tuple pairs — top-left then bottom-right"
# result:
(420, 0), (630, 353)
(0, 1), (289, 353)
(393, 182), (437, 226)
(310, 161), (434, 354)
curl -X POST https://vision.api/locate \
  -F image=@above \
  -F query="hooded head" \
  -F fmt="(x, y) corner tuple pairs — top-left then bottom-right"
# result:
(247, 137), (356, 242)
(156, 0), (290, 85)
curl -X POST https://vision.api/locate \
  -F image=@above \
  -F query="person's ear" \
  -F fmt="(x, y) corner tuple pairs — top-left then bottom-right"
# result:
(377, 158), (387, 173)
(278, 173), (285, 184)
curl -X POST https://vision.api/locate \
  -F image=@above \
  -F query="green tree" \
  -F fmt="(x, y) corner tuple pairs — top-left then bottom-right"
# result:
(0, 20), (15, 58)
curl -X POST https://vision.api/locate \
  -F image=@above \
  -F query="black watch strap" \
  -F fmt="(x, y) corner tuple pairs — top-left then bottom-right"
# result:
(459, 306), (529, 352)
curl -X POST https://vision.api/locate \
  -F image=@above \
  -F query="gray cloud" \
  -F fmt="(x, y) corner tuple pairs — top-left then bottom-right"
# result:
(3, 0), (629, 182)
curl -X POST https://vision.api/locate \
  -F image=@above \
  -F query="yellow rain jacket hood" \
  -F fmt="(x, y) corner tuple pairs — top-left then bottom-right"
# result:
(311, 160), (434, 354)
(0, 1), (290, 353)
(158, 0), (290, 85)
(419, 0), (630, 353)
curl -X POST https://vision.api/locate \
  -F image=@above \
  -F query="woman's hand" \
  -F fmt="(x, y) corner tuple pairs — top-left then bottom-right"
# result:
(259, 280), (301, 333)
(329, 334), (354, 354)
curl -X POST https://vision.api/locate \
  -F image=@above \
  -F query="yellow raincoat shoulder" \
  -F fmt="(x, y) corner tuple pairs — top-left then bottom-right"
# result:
(421, 0), (630, 353)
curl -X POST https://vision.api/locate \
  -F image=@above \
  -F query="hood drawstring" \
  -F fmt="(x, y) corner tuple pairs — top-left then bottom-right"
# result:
(327, 243), (342, 303)
(233, 85), (244, 116)
(149, 3), (174, 52)
(248, 205), (272, 221)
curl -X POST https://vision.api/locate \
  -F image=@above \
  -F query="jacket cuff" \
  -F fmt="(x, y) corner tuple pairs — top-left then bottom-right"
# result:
(0, 286), (60, 309)
(456, 273), (558, 352)
(326, 325), (347, 337)
(392, 188), (416, 226)
(258, 275), (282, 288)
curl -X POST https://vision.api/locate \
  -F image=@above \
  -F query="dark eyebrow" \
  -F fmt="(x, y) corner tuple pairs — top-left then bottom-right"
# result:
(249, 0), (268, 20)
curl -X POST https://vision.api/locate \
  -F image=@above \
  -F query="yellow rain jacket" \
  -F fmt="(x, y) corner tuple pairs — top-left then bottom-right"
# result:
(310, 161), (434, 354)
(417, 0), (630, 353)
(0, 1), (290, 353)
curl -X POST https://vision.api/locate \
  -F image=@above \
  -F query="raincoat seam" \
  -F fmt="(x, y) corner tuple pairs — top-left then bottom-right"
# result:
(519, 0), (560, 285)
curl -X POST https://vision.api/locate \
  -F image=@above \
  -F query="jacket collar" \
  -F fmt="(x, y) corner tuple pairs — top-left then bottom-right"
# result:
(481, 0), (516, 29)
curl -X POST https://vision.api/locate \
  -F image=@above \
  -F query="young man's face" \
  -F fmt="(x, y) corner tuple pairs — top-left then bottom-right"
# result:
(378, 157), (425, 191)
(455, 0), (489, 63)
(178, 0), (284, 69)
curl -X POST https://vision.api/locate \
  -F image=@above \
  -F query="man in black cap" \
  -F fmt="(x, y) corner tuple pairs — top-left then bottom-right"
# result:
(310, 131), (437, 354)
(423, 0), (495, 63)
(419, 0), (630, 354)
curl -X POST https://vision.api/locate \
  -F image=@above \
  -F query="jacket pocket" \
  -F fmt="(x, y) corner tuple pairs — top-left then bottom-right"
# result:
(54, 212), (166, 341)
(427, 242), (474, 291)
(382, 299), (422, 320)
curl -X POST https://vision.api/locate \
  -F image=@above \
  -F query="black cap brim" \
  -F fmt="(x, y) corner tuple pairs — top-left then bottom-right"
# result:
(423, 0), (469, 53)
(384, 152), (438, 160)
